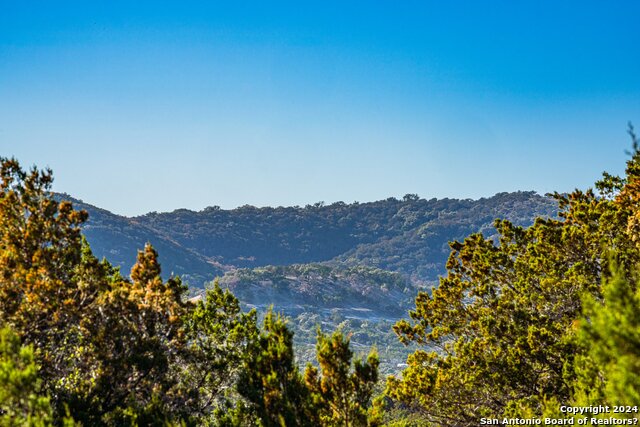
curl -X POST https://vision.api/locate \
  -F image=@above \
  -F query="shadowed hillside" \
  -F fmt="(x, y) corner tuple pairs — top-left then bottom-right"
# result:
(70, 191), (554, 286)
(57, 194), (226, 286)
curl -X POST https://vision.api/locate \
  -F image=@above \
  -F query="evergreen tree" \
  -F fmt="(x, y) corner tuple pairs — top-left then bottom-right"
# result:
(182, 281), (259, 425)
(73, 244), (190, 425)
(305, 330), (379, 427)
(238, 309), (316, 427)
(0, 326), (53, 427)
(387, 128), (640, 425)
(0, 158), (191, 424)
(571, 265), (640, 409)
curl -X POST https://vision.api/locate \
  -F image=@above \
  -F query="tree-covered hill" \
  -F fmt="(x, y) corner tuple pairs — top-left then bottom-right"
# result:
(69, 191), (557, 288)
(330, 191), (558, 283)
(58, 194), (226, 286)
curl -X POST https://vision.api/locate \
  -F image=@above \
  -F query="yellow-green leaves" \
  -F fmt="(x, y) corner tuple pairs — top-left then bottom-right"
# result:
(305, 330), (379, 427)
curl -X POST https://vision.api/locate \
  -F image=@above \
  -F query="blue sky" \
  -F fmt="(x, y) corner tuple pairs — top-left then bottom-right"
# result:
(1, 1), (639, 216)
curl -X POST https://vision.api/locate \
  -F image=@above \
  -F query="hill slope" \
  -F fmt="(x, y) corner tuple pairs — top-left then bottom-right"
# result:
(58, 194), (225, 285)
(132, 191), (557, 283)
(63, 191), (558, 373)
(66, 191), (557, 287)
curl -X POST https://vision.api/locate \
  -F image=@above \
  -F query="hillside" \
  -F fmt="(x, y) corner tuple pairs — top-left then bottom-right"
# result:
(65, 191), (557, 286)
(62, 191), (558, 373)
(218, 264), (415, 316)
(57, 194), (226, 286)
(132, 191), (556, 283)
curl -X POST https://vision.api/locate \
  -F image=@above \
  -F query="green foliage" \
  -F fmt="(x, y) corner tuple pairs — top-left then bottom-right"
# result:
(72, 189), (555, 288)
(182, 281), (259, 424)
(0, 158), (238, 425)
(387, 128), (640, 425)
(0, 326), (53, 426)
(572, 265), (640, 408)
(305, 330), (380, 426)
(0, 159), (87, 351)
(238, 309), (315, 427)
(70, 243), (190, 425)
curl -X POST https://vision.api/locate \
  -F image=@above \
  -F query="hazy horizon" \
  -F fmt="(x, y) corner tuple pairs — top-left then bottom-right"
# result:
(2, 1), (639, 216)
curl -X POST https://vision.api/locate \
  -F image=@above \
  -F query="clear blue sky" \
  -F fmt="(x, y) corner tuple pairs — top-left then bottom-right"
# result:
(1, 1), (639, 216)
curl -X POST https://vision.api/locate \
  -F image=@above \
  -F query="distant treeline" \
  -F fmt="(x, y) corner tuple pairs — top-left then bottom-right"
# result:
(70, 189), (557, 287)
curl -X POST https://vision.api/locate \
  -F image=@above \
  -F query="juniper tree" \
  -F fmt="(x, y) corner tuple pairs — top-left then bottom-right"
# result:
(387, 128), (640, 425)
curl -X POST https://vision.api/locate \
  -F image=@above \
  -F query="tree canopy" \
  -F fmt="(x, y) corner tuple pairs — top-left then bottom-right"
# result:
(387, 127), (640, 425)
